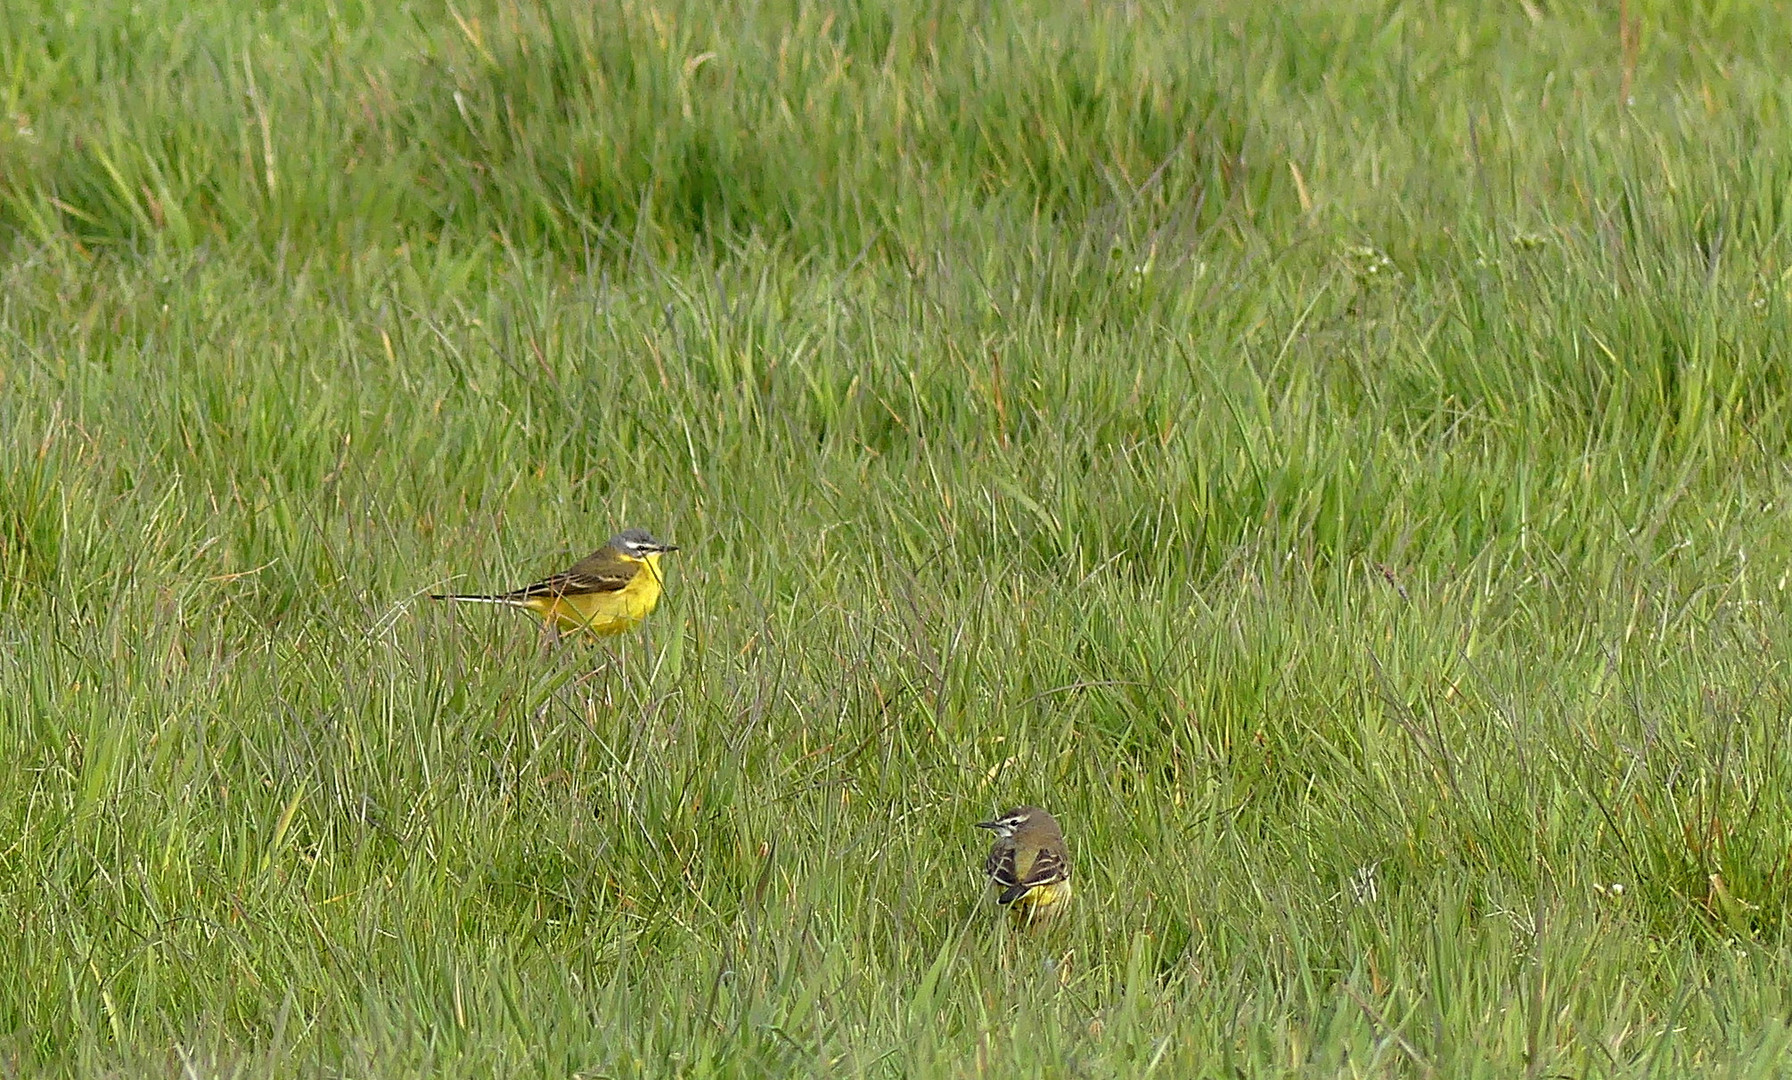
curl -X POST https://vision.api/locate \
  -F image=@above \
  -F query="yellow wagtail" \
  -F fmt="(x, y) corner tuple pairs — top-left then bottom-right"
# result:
(431, 527), (677, 637)
(977, 806), (1073, 925)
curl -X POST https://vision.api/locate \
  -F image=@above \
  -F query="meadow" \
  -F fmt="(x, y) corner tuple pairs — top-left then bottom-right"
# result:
(5, 0), (1792, 1074)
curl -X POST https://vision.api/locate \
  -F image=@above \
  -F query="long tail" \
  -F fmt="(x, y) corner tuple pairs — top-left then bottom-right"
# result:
(429, 593), (526, 605)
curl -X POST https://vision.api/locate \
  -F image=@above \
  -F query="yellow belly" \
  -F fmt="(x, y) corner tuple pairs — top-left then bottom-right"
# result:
(1008, 880), (1072, 925)
(521, 558), (664, 636)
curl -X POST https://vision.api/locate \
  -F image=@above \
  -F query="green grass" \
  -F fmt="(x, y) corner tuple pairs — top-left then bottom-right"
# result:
(7, 0), (1792, 1074)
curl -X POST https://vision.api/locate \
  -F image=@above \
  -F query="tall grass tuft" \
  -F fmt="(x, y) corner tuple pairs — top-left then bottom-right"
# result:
(5, 0), (1792, 1074)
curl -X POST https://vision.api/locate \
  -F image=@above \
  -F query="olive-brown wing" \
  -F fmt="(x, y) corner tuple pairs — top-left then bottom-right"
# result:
(996, 845), (1067, 905)
(500, 548), (637, 599)
(986, 842), (1016, 889)
(987, 841), (1068, 904)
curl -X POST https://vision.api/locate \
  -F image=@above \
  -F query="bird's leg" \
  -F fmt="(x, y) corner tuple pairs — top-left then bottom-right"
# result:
(596, 643), (622, 694)
(575, 646), (618, 689)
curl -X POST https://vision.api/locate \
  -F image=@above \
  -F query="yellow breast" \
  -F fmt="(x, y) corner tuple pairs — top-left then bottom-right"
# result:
(1010, 880), (1073, 924)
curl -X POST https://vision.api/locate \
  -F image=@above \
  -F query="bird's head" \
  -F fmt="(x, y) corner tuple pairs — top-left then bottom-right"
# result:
(610, 527), (679, 559)
(976, 806), (1050, 840)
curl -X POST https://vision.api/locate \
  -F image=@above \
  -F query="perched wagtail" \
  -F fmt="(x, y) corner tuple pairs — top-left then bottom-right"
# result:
(977, 806), (1072, 925)
(432, 527), (677, 637)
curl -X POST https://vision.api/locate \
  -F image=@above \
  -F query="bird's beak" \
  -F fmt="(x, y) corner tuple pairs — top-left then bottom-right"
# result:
(658, 544), (680, 553)
(975, 820), (1001, 831)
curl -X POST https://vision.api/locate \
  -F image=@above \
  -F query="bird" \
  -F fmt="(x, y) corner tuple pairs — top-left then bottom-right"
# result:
(976, 805), (1072, 925)
(431, 527), (678, 637)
